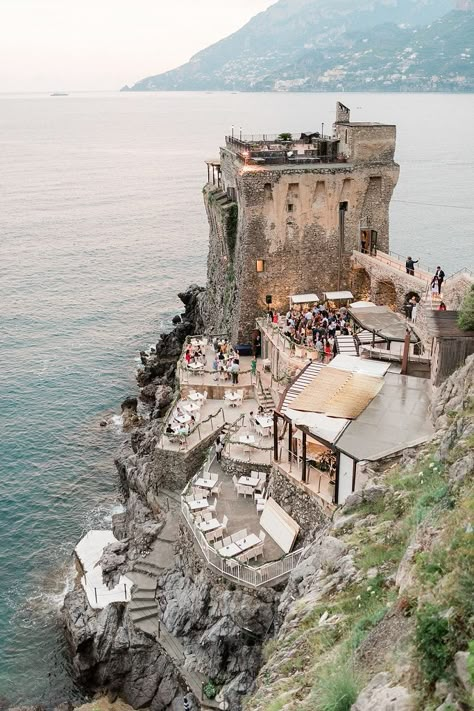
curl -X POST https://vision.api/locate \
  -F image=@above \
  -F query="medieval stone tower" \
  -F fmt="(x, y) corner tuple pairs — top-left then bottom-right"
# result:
(203, 102), (399, 342)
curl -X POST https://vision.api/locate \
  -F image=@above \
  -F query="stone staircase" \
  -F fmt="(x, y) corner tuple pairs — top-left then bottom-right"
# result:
(256, 386), (274, 412)
(127, 501), (224, 709)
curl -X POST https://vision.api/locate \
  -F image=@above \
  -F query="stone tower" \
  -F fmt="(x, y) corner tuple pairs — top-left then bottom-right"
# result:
(203, 102), (399, 342)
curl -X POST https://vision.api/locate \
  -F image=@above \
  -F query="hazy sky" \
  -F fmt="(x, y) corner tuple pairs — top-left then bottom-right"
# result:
(0, 0), (274, 92)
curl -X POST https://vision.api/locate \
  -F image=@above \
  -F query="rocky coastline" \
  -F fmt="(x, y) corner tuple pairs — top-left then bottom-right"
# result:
(60, 283), (283, 711)
(5, 274), (473, 711)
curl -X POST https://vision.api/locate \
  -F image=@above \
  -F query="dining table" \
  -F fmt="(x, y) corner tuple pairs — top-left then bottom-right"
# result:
(188, 392), (204, 402)
(188, 498), (209, 512)
(188, 362), (204, 371)
(194, 477), (216, 490)
(256, 415), (273, 429)
(238, 475), (259, 488)
(239, 435), (255, 445)
(183, 402), (200, 413)
(197, 518), (221, 533)
(235, 533), (261, 552)
(218, 542), (240, 558)
(174, 413), (191, 424)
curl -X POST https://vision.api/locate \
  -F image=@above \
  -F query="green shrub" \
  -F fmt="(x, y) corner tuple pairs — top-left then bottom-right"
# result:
(203, 680), (217, 699)
(415, 604), (452, 684)
(313, 665), (359, 711)
(277, 132), (293, 142)
(457, 284), (474, 331)
(467, 640), (474, 685)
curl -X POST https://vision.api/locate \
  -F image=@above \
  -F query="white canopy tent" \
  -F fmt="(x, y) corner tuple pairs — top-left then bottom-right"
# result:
(290, 293), (319, 306)
(323, 290), (354, 302)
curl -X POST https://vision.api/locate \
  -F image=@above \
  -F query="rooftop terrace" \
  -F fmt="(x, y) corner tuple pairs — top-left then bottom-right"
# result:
(225, 133), (344, 167)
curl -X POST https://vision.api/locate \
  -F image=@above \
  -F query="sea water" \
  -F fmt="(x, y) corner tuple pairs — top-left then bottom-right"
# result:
(0, 91), (472, 705)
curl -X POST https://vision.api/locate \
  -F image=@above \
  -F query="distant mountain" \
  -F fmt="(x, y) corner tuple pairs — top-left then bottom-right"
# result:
(124, 0), (474, 93)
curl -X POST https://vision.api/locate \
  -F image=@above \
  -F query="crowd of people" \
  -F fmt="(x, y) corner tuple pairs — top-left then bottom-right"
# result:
(211, 338), (241, 383)
(269, 304), (353, 361)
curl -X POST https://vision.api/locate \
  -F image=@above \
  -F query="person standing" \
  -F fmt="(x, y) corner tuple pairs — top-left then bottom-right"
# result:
(431, 275), (440, 296)
(215, 435), (223, 462)
(231, 360), (240, 384)
(435, 266), (445, 292)
(406, 256), (418, 276)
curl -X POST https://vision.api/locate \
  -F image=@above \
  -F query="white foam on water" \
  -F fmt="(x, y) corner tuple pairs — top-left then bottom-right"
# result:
(110, 414), (124, 432)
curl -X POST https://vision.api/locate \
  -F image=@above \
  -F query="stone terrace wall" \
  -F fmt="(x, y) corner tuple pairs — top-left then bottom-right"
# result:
(221, 454), (272, 480)
(152, 428), (223, 493)
(269, 467), (330, 540)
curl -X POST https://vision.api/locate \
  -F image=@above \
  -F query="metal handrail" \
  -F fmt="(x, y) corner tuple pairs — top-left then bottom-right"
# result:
(180, 496), (305, 588)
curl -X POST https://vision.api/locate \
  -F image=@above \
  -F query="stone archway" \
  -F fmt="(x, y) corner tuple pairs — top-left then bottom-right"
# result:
(374, 280), (397, 310)
(351, 267), (371, 301)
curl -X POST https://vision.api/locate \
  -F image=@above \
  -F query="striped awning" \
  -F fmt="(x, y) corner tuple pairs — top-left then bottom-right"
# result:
(281, 362), (324, 415)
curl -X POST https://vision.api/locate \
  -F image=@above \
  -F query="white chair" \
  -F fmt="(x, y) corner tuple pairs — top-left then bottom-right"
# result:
(225, 558), (239, 571)
(221, 515), (228, 534)
(231, 529), (247, 542)
(203, 391), (208, 401)
(203, 511), (212, 522)
(235, 393), (244, 407)
(185, 494), (195, 503)
(232, 475), (238, 491)
(254, 485), (266, 502)
(210, 471), (218, 481)
(207, 500), (217, 514)
(259, 530), (267, 543)
(237, 551), (250, 564)
(222, 535), (232, 547)
(211, 482), (222, 497)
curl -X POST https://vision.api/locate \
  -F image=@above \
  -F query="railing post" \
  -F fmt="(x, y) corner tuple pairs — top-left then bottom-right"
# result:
(94, 587), (98, 605)
(124, 583), (127, 599)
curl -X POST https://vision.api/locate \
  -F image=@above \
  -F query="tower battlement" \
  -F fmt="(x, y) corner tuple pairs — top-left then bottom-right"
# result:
(203, 103), (399, 342)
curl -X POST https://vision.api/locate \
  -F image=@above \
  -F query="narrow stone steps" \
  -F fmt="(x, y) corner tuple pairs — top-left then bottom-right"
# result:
(133, 562), (165, 577)
(130, 602), (158, 615)
(132, 591), (156, 601)
(130, 608), (159, 623)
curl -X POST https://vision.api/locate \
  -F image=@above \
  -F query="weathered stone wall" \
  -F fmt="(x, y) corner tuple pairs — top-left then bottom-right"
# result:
(201, 184), (238, 337)
(221, 454), (272, 480)
(204, 114), (399, 342)
(269, 467), (330, 540)
(151, 429), (221, 492)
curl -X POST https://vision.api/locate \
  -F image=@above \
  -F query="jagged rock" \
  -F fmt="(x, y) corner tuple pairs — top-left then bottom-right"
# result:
(448, 452), (474, 486)
(434, 679), (450, 701)
(351, 672), (414, 710)
(332, 513), (360, 531)
(342, 485), (387, 512)
(454, 651), (472, 692)
(140, 382), (160, 404)
(121, 397), (138, 413)
(435, 693), (461, 711)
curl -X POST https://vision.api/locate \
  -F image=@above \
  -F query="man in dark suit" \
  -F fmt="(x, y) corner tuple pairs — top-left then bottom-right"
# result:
(406, 256), (418, 276)
(435, 266), (445, 292)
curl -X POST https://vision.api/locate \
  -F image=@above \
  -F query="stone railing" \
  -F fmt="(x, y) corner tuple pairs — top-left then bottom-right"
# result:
(180, 478), (305, 588)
